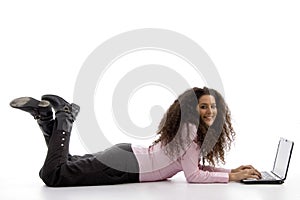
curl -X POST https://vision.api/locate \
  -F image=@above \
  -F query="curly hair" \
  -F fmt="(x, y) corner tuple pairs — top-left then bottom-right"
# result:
(153, 87), (235, 166)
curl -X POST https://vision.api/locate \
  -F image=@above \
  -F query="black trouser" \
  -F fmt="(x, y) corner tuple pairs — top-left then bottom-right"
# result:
(39, 127), (140, 187)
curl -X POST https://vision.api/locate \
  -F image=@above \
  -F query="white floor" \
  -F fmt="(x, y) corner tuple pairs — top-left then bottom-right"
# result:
(1, 171), (300, 200)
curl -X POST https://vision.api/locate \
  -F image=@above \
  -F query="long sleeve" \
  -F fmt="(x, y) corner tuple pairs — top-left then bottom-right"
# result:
(200, 165), (231, 173)
(180, 142), (229, 183)
(133, 123), (231, 183)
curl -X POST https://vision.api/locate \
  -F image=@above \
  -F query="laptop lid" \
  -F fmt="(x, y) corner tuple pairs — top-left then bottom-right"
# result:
(271, 138), (294, 180)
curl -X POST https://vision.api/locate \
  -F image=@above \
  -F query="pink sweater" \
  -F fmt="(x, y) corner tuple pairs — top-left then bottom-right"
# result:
(132, 123), (230, 183)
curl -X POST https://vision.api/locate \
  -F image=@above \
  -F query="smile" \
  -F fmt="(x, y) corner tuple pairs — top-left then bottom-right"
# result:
(204, 116), (214, 120)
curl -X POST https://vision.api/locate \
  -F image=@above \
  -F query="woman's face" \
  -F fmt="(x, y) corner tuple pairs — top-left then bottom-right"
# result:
(197, 95), (217, 126)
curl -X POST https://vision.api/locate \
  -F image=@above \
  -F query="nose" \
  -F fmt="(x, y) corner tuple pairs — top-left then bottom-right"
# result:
(206, 106), (212, 114)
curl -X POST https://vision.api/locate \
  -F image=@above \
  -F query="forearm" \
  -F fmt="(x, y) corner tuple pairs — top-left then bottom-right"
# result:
(185, 170), (230, 183)
(200, 165), (232, 173)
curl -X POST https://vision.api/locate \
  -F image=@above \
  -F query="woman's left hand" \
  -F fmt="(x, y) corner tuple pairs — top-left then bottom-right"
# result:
(232, 165), (261, 176)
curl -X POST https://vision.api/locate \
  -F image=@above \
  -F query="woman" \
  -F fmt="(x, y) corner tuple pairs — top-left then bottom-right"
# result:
(10, 87), (261, 187)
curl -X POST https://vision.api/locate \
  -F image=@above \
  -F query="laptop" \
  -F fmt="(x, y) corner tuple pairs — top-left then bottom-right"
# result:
(241, 137), (294, 184)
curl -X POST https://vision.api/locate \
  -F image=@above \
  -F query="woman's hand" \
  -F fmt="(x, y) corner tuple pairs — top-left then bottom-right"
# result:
(229, 165), (262, 182)
(231, 165), (260, 173)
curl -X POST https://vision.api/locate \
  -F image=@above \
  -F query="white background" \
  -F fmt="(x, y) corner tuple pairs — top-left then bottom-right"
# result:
(1, 0), (299, 199)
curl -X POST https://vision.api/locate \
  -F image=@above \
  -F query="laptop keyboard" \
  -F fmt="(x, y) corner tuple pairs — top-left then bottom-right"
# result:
(261, 171), (277, 180)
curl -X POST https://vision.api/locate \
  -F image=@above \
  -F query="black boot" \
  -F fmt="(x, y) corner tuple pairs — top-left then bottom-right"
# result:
(10, 97), (52, 120)
(10, 97), (54, 146)
(41, 95), (80, 131)
(39, 95), (80, 186)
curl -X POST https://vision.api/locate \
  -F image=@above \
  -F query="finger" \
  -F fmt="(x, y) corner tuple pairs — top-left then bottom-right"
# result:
(244, 165), (255, 169)
(255, 170), (262, 178)
(245, 171), (260, 180)
(254, 174), (261, 179)
(251, 169), (262, 178)
(250, 168), (261, 177)
(250, 174), (260, 180)
(252, 166), (261, 172)
(242, 173), (259, 180)
(239, 165), (253, 171)
(246, 166), (262, 177)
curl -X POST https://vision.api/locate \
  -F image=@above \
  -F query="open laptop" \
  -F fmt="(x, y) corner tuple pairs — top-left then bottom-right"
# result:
(241, 138), (294, 184)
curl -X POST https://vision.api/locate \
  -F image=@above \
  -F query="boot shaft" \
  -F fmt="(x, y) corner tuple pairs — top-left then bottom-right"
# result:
(41, 95), (80, 133)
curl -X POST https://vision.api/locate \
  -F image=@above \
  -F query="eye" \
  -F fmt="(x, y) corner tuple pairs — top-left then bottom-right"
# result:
(211, 104), (217, 109)
(199, 105), (207, 109)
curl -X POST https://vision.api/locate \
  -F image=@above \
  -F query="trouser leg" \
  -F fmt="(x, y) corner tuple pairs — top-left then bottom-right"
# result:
(37, 119), (54, 147)
(38, 95), (139, 187)
(39, 126), (139, 187)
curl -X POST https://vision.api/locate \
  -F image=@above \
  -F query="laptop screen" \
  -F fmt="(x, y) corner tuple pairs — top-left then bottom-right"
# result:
(272, 138), (294, 180)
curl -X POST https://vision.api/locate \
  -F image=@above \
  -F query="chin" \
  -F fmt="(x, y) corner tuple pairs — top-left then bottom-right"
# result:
(205, 120), (215, 127)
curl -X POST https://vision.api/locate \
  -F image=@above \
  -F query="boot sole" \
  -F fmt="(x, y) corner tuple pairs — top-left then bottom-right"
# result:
(10, 97), (50, 108)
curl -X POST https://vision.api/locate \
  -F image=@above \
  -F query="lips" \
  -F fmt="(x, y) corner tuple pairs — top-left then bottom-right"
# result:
(204, 116), (214, 120)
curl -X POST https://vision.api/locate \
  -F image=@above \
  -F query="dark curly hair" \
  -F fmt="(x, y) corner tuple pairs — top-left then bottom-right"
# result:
(153, 87), (235, 166)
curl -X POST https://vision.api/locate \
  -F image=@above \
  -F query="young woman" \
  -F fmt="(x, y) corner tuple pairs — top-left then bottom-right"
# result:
(10, 87), (261, 187)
